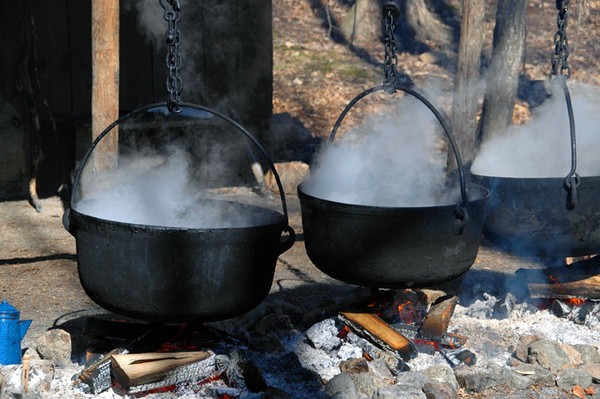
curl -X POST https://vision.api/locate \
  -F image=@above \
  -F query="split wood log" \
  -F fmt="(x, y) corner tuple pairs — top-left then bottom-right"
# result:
(420, 295), (459, 341)
(76, 348), (128, 394)
(339, 311), (417, 360)
(111, 351), (216, 393)
(528, 275), (600, 300)
(91, 0), (119, 172)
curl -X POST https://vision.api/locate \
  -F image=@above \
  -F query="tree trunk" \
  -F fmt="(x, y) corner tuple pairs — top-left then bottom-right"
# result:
(477, 0), (527, 143)
(341, 0), (382, 47)
(404, 0), (452, 49)
(91, 0), (119, 171)
(448, 0), (484, 171)
(340, 0), (452, 51)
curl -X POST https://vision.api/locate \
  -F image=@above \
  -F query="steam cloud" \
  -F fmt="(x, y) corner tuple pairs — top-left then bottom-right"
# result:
(73, 145), (266, 229)
(302, 93), (462, 207)
(472, 81), (600, 178)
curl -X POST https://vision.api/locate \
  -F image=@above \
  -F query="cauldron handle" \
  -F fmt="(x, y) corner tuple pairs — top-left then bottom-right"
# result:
(328, 84), (470, 235)
(68, 102), (296, 245)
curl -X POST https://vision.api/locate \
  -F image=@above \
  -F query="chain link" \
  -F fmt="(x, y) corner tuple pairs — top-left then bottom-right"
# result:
(160, 0), (183, 113)
(551, 0), (571, 78)
(383, 9), (398, 93)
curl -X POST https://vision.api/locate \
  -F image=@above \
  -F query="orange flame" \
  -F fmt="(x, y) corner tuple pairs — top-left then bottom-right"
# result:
(548, 275), (586, 307)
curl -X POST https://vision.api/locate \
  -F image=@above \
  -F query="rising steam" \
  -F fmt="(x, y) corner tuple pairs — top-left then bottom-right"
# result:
(302, 91), (462, 207)
(73, 144), (271, 229)
(472, 81), (600, 178)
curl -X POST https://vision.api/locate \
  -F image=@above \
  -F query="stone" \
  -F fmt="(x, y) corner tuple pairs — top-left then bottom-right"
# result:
(422, 381), (457, 399)
(511, 363), (554, 387)
(368, 359), (395, 384)
(394, 371), (429, 389)
(578, 364), (600, 383)
(35, 329), (72, 367)
(559, 343), (583, 367)
(514, 335), (539, 363)
(454, 363), (512, 392)
(527, 339), (569, 372)
(573, 344), (600, 364)
(555, 368), (593, 391)
(350, 370), (388, 398)
(340, 358), (369, 375)
(422, 365), (459, 391)
(373, 384), (427, 399)
(325, 372), (357, 399)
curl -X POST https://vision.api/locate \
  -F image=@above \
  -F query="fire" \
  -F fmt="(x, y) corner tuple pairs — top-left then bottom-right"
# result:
(548, 275), (586, 307)
(366, 289), (427, 324)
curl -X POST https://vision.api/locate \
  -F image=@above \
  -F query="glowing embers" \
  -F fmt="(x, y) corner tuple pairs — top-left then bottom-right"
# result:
(337, 289), (476, 369)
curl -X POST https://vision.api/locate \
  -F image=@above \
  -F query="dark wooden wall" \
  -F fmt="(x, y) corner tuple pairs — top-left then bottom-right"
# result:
(0, 0), (273, 200)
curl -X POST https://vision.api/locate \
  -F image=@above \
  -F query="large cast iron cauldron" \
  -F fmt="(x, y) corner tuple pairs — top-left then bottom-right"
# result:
(63, 103), (295, 322)
(472, 174), (600, 258)
(298, 85), (490, 288)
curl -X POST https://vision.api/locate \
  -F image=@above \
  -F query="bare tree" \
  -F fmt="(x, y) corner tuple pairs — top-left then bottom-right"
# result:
(448, 0), (484, 170)
(477, 0), (528, 143)
(340, 0), (453, 51)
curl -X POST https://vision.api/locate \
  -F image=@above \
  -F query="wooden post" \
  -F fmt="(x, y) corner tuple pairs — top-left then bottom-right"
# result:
(448, 0), (485, 171)
(91, 0), (119, 171)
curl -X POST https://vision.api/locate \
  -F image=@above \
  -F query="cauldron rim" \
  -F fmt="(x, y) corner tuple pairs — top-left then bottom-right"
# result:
(69, 199), (286, 233)
(472, 172), (600, 181)
(297, 181), (490, 212)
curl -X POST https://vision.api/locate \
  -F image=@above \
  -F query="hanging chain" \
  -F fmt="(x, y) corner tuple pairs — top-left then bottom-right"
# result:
(383, 2), (400, 94)
(160, 0), (183, 113)
(551, 0), (571, 78)
(550, 0), (579, 209)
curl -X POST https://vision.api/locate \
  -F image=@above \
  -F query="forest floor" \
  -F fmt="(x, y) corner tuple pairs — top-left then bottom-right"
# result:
(272, 0), (600, 140)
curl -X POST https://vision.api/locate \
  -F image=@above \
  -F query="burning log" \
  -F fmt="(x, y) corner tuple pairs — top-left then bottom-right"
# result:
(420, 295), (458, 341)
(528, 276), (600, 300)
(339, 310), (417, 360)
(111, 351), (216, 394)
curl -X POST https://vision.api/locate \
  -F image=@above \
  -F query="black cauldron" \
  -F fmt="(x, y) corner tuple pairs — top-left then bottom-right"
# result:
(298, 85), (490, 288)
(472, 174), (600, 258)
(63, 103), (295, 322)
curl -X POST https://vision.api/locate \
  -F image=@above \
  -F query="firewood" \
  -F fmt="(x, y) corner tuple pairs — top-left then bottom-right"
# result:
(76, 348), (128, 394)
(111, 351), (215, 392)
(339, 311), (416, 359)
(420, 295), (458, 341)
(528, 275), (600, 300)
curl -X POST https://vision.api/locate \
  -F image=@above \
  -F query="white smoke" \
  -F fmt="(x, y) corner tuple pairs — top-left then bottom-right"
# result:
(73, 145), (266, 229)
(302, 92), (462, 207)
(472, 81), (600, 178)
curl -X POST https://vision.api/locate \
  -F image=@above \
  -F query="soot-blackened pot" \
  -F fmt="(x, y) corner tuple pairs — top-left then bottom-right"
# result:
(472, 174), (600, 258)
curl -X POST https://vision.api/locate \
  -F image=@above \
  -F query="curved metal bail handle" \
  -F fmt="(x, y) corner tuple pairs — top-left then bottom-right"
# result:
(70, 103), (295, 240)
(328, 84), (470, 235)
(560, 79), (579, 209)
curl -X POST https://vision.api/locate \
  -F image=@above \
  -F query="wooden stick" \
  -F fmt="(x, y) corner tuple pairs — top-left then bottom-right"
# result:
(529, 275), (600, 300)
(340, 311), (415, 357)
(22, 355), (30, 393)
(91, 0), (119, 171)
